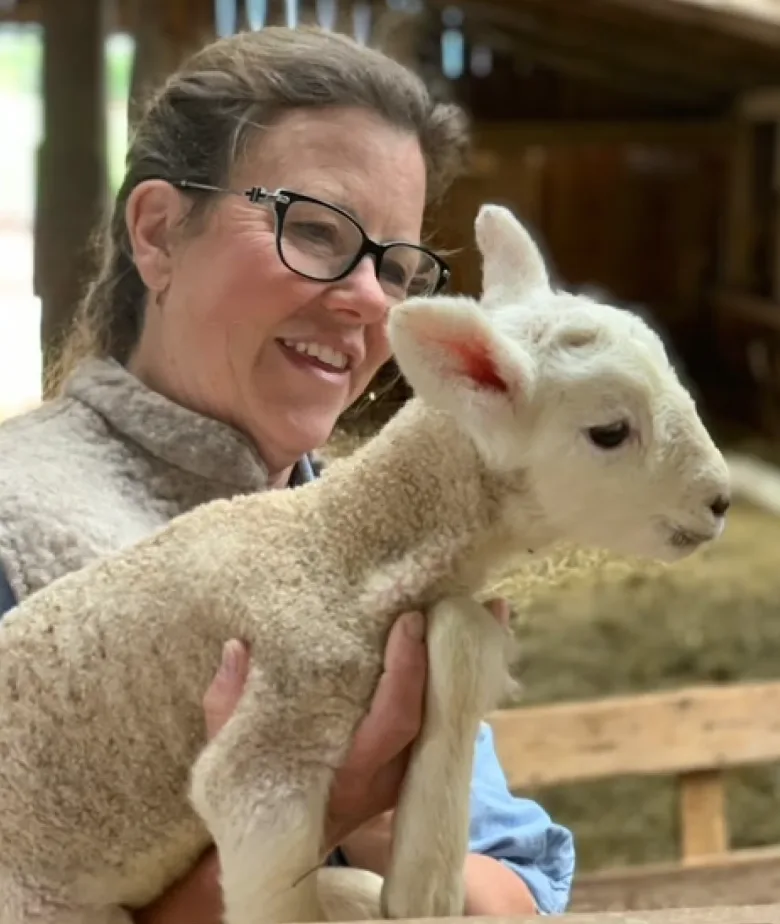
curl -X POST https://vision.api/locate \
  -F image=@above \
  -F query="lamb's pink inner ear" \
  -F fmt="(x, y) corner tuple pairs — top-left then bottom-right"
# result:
(438, 336), (508, 393)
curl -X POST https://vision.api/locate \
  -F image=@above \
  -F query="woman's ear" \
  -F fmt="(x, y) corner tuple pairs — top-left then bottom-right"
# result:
(124, 180), (185, 294)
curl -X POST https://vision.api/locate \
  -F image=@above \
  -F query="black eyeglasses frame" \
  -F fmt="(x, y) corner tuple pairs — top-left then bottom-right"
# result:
(170, 179), (451, 296)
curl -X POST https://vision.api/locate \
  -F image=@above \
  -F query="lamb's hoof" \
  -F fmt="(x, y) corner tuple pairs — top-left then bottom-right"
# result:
(380, 875), (464, 919)
(317, 867), (384, 921)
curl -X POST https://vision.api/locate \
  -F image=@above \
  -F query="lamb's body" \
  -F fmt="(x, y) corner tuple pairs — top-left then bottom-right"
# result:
(0, 401), (511, 915)
(0, 204), (732, 924)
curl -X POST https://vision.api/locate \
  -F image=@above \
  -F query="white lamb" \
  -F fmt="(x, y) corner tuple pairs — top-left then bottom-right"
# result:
(0, 204), (730, 924)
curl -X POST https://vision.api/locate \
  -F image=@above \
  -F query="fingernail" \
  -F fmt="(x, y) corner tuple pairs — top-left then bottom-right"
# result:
(403, 611), (426, 641)
(220, 640), (239, 676)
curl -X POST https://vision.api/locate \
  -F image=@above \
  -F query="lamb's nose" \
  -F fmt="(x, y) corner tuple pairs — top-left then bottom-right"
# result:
(709, 494), (730, 518)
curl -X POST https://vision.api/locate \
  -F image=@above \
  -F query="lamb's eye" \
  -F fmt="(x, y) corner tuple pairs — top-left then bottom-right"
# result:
(587, 420), (631, 450)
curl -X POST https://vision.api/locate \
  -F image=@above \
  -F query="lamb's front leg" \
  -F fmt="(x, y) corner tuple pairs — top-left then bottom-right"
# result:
(380, 596), (512, 919)
(189, 676), (335, 924)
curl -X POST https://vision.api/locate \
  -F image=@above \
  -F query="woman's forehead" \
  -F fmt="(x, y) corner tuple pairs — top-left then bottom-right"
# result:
(233, 111), (427, 240)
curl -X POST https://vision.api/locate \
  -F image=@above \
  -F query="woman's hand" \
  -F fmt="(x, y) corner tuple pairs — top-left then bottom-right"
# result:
(324, 609), (428, 849)
(339, 599), (510, 878)
(132, 609), (432, 924)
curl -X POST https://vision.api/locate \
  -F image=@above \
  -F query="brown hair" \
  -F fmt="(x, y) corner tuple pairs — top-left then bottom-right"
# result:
(46, 25), (471, 394)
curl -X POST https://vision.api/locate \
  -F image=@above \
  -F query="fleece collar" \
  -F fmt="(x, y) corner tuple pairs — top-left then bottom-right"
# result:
(63, 357), (314, 491)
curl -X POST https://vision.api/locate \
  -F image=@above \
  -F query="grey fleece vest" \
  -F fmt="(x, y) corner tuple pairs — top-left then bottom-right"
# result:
(0, 357), (315, 604)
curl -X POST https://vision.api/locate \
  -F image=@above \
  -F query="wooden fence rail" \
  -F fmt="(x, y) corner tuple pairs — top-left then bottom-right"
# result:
(485, 681), (780, 912)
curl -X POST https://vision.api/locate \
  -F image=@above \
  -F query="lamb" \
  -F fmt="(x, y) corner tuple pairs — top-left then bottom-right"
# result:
(0, 203), (730, 924)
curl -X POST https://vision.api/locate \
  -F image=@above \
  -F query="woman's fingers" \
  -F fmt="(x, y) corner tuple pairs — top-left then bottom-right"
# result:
(344, 611), (428, 769)
(202, 639), (251, 741)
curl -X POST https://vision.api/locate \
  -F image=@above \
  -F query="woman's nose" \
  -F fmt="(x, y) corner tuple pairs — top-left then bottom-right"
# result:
(325, 257), (388, 324)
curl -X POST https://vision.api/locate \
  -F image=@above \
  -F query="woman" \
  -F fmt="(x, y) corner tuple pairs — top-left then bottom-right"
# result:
(0, 25), (574, 923)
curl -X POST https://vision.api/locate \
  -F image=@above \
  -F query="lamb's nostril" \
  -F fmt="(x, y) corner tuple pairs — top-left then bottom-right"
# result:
(709, 495), (730, 518)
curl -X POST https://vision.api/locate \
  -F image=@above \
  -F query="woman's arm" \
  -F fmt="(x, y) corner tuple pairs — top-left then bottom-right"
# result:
(464, 722), (576, 915)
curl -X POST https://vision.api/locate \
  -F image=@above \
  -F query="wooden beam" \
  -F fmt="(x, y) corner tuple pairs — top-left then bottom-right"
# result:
(711, 289), (780, 334)
(720, 122), (759, 290)
(1, 0), (127, 31)
(499, 32), (718, 106)
(328, 904), (780, 922)
(35, 0), (108, 384)
(515, 0), (780, 60)
(771, 123), (780, 303)
(448, 1), (737, 99)
(126, 0), (214, 127)
(432, 0), (780, 96)
(591, 0), (780, 50)
(739, 87), (780, 120)
(571, 850), (780, 913)
(486, 680), (780, 791)
(473, 119), (731, 148)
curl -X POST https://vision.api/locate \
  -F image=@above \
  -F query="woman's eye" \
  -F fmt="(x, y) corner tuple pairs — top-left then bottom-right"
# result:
(380, 260), (409, 287)
(288, 222), (338, 245)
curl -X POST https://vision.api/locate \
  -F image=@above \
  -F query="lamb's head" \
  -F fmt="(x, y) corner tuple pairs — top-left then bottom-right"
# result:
(388, 204), (730, 563)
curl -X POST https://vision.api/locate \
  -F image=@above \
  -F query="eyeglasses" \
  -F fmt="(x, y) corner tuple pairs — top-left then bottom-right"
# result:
(171, 180), (451, 303)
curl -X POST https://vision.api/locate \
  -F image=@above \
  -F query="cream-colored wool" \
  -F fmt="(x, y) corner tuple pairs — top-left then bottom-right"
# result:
(0, 205), (730, 924)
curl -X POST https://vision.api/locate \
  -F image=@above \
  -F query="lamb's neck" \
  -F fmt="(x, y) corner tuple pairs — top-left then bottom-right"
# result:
(315, 399), (546, 612)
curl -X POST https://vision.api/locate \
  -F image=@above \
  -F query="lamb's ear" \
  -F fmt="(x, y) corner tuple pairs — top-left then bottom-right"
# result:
(475, 204), (549, 304)
(388, 294), (535, 421)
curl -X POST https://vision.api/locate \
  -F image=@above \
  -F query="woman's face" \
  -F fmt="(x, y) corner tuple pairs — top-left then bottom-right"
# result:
(126, 106), (428, 480)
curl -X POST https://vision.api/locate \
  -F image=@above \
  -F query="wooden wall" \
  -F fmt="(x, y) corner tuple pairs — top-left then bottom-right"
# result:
(430, 123), (730, 362)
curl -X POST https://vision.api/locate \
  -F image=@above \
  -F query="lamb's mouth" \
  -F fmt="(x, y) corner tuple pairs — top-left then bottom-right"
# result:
(666, 523), (713, 550)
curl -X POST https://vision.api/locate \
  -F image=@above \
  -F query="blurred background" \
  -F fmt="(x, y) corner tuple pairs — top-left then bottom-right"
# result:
(4, 0), (780, 913)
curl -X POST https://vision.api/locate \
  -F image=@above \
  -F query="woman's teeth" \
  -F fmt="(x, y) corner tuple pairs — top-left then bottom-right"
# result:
(281, 339), (349, 371)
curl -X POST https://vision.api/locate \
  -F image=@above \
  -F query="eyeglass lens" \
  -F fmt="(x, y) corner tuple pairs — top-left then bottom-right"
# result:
(279, 199), (441, 300)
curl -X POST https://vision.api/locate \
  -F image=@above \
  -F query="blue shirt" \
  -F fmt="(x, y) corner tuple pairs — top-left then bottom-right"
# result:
(0, 453), (575, 914)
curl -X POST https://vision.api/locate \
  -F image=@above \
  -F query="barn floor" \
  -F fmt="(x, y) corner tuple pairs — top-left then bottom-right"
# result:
(326, 429), (780, 872)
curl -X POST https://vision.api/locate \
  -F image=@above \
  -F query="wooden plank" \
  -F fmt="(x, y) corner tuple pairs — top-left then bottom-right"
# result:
(473, 120), (731, 148)
(335, 904), (780, 922)
(740, 87), (780, 120)
(432, 0), (780, 92)
(571, 848), (780, 913)
(2, 0), (129, 30)
(448, 0), (738, 99)
(772, 123), (780, 303)
(526, 0), (780, 55)
(600, 0), (780, 44)
(486, 681), (780, 791)
(720, 122), (757, 290)
(679, 770), (729, 861)
(711, 290), (780, 334)
(475, 27), (718, 104)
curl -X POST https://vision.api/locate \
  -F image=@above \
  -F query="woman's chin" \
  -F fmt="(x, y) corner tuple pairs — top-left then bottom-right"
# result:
(278, 406), (343, 462)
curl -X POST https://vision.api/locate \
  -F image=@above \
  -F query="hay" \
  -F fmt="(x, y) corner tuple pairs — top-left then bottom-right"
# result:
(498, 503), (780, 871)
(325, 426), (780, 872)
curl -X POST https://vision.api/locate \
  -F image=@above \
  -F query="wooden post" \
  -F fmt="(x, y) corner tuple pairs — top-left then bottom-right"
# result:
(771, 121), (780, 303)
(35, 0), (108, 389)
(126, 0), (214, 131)
(679, 769), (729, 862)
